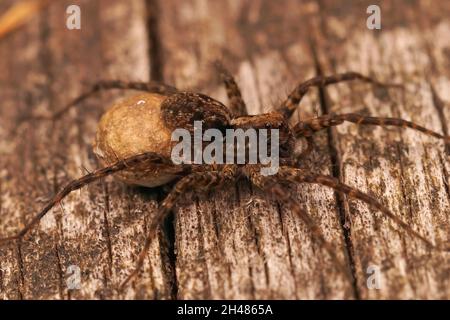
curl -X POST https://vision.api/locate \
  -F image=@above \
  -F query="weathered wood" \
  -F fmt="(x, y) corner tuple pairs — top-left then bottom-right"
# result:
(312, 0), (450, 299)
(0, 0), (449, 299)
(158, 0), (352, 299)
(0, 0), (173, 299)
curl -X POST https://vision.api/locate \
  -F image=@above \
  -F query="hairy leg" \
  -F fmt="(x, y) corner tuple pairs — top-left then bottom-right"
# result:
(215, 61), (247, 117)
(293, 113), (450, 147)
(278, 73), (401, 119)
(276, 166), (446, 250)
(0, 152), (176, 245)
(120, 164), (238, 290)
(295, 136), (315, 166)
(22, 80), (178, 122)
(243, 166), (349, 275)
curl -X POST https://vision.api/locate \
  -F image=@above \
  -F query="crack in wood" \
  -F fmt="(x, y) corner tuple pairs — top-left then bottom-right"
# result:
(54, 243), (65, 300)
(102, 183), (114, 279)
(1, 0), (449, 300)
(308, 37), (360, 299)
(15, 242), (25, 300)
(430, 85), (450, 155)
(146, 0), (164, 82)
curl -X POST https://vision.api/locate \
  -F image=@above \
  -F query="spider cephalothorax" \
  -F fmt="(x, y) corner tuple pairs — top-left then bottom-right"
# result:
(1, 62), (449, 291)
(231, 112), (295, 159)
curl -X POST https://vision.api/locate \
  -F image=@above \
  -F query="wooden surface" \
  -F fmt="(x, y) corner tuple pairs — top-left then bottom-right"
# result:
(0, 0), (449, 299)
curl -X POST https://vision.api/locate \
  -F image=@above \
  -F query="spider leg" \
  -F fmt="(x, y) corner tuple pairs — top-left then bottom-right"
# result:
(0, 152), (174, 246)
(278, 73), (402, 119)
(21, 80), (178, 122)
(243, 167), (349, 275)
(295, 136), (315, 166)
(120, 164), (238, 290)
(276, 166), (447, 250)
(214, 61), (247, 117)
(293, 113), (450, 148)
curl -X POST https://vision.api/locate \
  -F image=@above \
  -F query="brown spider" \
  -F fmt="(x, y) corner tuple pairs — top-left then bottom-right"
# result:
(1, 62), (449, 291)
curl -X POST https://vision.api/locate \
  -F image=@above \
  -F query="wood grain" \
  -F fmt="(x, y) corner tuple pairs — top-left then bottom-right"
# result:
(0, 0), (173, 299)
(313, 0), (450, 299)
(158, 0), (352, 299)
(0, 0), (449, 299)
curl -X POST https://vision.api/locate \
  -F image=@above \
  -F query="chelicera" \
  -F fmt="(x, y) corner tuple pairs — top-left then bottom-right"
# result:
(1, 62), (449, 290)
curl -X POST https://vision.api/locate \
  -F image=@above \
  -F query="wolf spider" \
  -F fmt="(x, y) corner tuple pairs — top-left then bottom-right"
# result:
(1, 62), (449, 291)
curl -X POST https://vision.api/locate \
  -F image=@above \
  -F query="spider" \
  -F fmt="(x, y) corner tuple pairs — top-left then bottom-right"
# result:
(0, 61), (449, 292)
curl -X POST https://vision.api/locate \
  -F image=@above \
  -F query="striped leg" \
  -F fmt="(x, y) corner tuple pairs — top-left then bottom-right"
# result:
(278, 73), (401, 119)
(243, 165), (350, 275)
(0, 152), (173, 246)
(22, 80), (178, 122)
(295, 136), (315, 166)
(215, 61), (247, 117)
(276, 167), (442, 250)
(293, 113), (450, 148)
(120, 165), (237, 290)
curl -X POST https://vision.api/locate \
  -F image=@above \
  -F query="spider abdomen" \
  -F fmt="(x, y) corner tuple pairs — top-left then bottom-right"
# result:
(93, 91), (233, 187)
